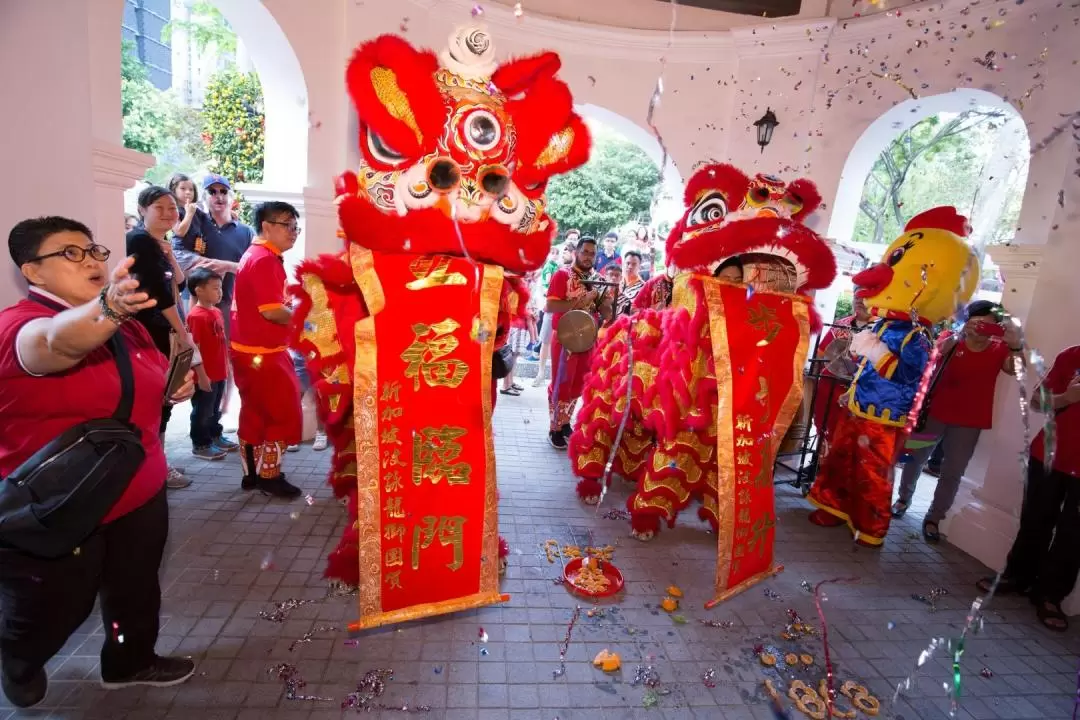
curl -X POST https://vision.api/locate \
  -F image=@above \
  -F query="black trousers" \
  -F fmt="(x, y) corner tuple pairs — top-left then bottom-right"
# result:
(0, 489), (168, 683)
(190, 380), (225, 446)
(1003, 458), (1080, 604)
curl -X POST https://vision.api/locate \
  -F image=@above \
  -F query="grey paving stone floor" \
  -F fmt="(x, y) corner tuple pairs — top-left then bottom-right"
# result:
(3, 383), (1077, 720)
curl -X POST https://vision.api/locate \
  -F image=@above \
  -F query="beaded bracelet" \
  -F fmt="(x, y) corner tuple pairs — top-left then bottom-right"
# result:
(98, 286), (131, 326)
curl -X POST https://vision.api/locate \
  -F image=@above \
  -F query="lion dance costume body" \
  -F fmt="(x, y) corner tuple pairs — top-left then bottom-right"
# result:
(289, 26), (589, 628)
(570, 164), (837, 602)
(807, 207), (979, 546)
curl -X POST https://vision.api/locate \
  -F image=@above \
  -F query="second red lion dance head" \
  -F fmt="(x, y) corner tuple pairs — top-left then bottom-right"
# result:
(334, 25), (591, 273)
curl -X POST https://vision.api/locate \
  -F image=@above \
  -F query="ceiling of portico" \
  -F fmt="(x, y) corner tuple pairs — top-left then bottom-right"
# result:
(482, 0), (781, 30)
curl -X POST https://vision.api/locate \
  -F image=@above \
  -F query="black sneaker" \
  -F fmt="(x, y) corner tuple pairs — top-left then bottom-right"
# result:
(100, 655), (195, 690)
(560, 424), (573, 440)
(257, 474), (303, 499)
(549, 431), (568, 450)
(2, 668), (46, 708)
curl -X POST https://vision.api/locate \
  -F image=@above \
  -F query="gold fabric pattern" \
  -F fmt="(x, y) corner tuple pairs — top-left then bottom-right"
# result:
(535, 127), (576, 169)
(478, 263), (504, 597)
(704, 280), (736, 595)
(772, 298), (811, 447)
(350, 246), (386, 316)
(352, 315), (382, 617)
(370, 67), (423, 143)
(406, 256), (468, 290)
(298, 274), (343, 358)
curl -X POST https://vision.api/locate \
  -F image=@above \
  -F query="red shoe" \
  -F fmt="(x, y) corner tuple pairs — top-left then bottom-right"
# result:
(808, 509), (844, 527)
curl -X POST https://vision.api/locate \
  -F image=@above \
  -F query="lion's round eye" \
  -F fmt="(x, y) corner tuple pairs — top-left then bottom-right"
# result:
(688, 194), (728, 227)
(366, 128), (405, 165)
(465, 111), (501, 150)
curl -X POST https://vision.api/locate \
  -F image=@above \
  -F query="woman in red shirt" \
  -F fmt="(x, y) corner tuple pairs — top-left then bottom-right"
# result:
(978, 344), (1080, 631)
(892, 301), (1019, 542)
(0, 217), (196, 708)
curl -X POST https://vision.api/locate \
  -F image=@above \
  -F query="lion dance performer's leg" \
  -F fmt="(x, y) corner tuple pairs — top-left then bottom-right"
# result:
(570, 315), (662, 504)
(232, 349), (302, 494)
(807, 413), (901, 546)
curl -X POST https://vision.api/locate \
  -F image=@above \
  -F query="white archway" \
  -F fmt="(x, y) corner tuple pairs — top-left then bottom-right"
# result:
(208, 0), (309, 190)
(826, 88), (1025, 247)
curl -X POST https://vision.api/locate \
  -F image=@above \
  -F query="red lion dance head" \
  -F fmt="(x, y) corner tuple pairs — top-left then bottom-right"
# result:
(334, 25), (591, 273)
(665, 163), (836, 296)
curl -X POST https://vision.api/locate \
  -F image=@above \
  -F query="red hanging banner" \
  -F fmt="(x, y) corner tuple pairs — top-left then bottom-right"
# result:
(349, 248), (506, 628)
(703, 280), (810, 605)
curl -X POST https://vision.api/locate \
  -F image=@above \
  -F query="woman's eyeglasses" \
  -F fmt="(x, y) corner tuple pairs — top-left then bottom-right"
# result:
(29, 244), (112, 263)
(206, 188), (229, 197)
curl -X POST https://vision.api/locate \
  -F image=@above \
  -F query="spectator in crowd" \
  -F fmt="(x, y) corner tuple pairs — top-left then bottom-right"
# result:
(168, 173), (208, 270)
(124, 214), (138, 232)
(128, 185), (195, 490)
(499, 303), (537, 397)
(186, 268), (239, 460)
(634, 227), (657, 280)
(602, 263), (622, 325)
(230, 201), (304, 498)
(977, 343), (1080, 631)
(616, 250), (646, 317)
(532, 237), (576, 388)
(892, 301), (1020, 542)
(171, 174), (255, 336)
(0, 217), (196, 708)
(287, 349), (329, 453)
(811, 294), (872, 455)
(595, 231), (620, 273)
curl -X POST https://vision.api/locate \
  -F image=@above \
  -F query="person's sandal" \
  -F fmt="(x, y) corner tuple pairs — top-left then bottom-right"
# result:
(1036, 600), (1068, 632)
(890, 500), (909, 518)
(499, 387), (521, 396)
(922, 521), (941, 544)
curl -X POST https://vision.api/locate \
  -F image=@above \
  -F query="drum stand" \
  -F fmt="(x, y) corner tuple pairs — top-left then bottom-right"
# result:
(772, 322), (852, 496)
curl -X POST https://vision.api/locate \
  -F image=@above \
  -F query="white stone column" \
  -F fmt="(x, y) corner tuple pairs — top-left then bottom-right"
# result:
(945, 244), (1043, 572)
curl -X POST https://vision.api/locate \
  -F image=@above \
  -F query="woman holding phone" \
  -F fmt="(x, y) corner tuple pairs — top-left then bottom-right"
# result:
(128, 185), (200, 489)
(0, 217), (196, 708)
(891, 300), (1021, 541)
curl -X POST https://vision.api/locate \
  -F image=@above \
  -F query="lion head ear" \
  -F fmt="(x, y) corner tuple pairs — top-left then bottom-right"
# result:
(491, 51), (561, 96)
(346, 35), (445, 160)
(786, 178), (822, 221)
(514, 113), (591, 190)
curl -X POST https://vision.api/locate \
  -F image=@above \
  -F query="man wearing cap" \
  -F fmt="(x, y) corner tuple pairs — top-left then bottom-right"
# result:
(171, 174), (256, 335)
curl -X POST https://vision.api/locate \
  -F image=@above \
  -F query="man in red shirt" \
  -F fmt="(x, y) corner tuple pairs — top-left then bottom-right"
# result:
(892, 301), (1020, 541)
(545, 236), (613, 449)
(230, 202), (303, 498)
(978, 343), (1080, 631)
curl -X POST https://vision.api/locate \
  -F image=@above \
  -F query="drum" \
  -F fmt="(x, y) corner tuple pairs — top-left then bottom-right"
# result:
(557, 310), (599, 353)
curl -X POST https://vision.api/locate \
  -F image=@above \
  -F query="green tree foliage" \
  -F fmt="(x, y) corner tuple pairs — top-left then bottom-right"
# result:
(162, 1), (237, 55)
(853, 109), (1026, 247)
(546, 125), (661, 240)
(201, 69), (265, 184)
(833, 292), (853, 322)
(121, 40), (171, 155)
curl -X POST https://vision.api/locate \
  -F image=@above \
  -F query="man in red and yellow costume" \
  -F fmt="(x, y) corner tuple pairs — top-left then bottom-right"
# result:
(288, 26), (589, 628)
(807, 208), (979, 546)
(570, 164), (837, 603)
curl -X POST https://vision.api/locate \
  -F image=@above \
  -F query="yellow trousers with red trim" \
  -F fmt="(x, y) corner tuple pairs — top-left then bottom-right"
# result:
(807, 413), (903, 545)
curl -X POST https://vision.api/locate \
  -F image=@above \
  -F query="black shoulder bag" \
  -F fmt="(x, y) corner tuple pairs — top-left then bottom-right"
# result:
(0, 321), (146, 558)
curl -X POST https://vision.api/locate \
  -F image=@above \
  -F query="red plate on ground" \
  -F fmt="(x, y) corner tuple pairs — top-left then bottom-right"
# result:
(563, 557), (625, 598)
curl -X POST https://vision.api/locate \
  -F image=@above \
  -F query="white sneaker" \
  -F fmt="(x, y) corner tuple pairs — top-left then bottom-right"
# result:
(166, 467), (191, 489)
(286, 445), (300, 453)
(313, 432), (328, 451)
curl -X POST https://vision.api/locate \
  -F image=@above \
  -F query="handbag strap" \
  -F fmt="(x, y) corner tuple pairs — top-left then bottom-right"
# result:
(27, 292), (135, 422)
(923, 334), (960, 409)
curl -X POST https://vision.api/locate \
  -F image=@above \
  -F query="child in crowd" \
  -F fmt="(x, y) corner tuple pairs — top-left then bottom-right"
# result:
(186, 268), (239, 460)
(288, 349), (329, 452)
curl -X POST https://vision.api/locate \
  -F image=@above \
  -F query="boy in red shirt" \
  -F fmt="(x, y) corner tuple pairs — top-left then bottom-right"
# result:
(892, 300), (1020, 541)
(186, 268), (238, 460)
(979, 344), (1080, 631)
(230, 201), (302, 498)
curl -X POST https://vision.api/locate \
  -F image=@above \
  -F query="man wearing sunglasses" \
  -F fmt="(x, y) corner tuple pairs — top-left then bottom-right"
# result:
(170, 174), (255, 336)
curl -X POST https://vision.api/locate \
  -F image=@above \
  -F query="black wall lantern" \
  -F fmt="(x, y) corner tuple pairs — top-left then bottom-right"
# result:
(754, 108), (779, 153)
